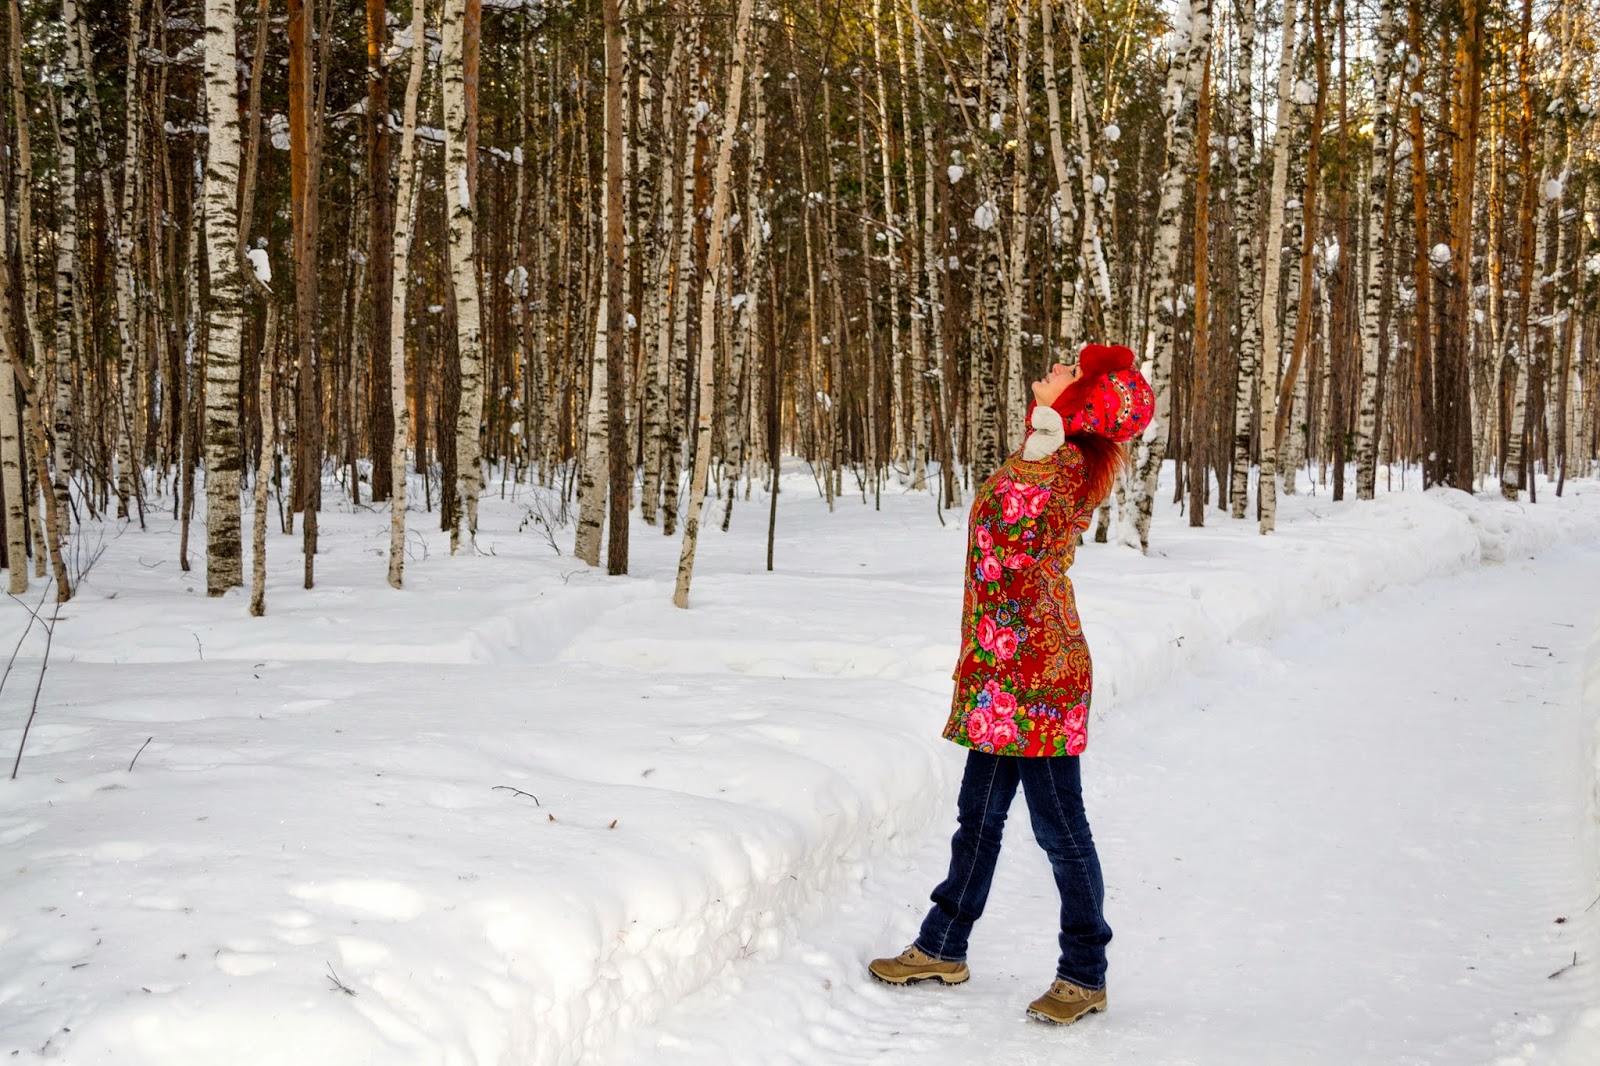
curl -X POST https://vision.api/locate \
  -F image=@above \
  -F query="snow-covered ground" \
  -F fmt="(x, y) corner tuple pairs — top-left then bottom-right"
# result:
(1, 464), (1597, 1065)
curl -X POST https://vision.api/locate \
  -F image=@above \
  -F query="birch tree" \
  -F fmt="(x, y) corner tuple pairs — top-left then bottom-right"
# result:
(1125, 0), (1214, 552)
(1257, 0), (1300, 533)
(673, 0), (759, 609)
(1228, 0), (1262, 518)
(0, 158), (26, 594)
(389, 0), (428, 588)
(1353, 0), (1397, 499)
(52, 0), (86, 585)
(201, 0), (246, 596)
(443, 0), (486, 552)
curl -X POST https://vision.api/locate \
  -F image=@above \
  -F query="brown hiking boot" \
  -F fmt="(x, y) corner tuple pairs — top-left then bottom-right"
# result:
(1026, 978), (1107, 1024)
(867, 944), (970, 986)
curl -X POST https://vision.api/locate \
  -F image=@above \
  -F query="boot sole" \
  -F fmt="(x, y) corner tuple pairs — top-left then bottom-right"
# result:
(1026, 1002), (1105, 1025)
(868, 968), (970, 987)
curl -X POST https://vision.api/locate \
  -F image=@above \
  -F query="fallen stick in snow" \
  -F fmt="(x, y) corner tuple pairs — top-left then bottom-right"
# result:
(492, 785), (540, 805)
(128, 736), (153, 772)
(326, 964), (357, 996)
(1547, 952), (1579, 980)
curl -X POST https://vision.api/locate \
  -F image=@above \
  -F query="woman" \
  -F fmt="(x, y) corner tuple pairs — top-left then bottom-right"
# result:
(869, 343), (1154, 1026)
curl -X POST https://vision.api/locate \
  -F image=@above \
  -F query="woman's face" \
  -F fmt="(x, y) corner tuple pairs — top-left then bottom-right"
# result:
(1031, 362), (1082, 407)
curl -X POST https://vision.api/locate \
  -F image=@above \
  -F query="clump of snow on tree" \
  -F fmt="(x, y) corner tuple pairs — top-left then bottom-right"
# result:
(972, 200), (998, 232)
(247, 248), (272, 286)
(1104, 124), (1121, 143)
(1429, 242), (1452, 266)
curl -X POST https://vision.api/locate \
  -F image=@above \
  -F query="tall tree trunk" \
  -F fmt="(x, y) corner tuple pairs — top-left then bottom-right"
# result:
(723, 43), (766, 531)
(367, 0), (394, 503)
(1067, 0), (1118, 333)
(201, 0), (246, 596)
(673, 0), (757, 609)
(51, 0), (84, 594)
(443, 0), (485, 552)
(1354, 0), (1397, 498)
(640, 33), (683, 527)
(1228, 0), (1261, 518)
(1257, 0), (1301, 532)
(0, 137), (26, 593)
(1126, 0), (1214, 552)
(1190, 48), (1212, 528)
(288, 0), (321, 586)
(388, 0), (427, 589)
(603, 0), (630, 574)
(1430, 0), (1483, 491)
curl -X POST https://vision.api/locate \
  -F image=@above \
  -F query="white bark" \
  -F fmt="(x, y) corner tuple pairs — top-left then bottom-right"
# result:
(1003, 0), (1032, 447)
(388, 0), (428, 589)
(52, 0), (84, 575)
(1354, 0), (1397, 499)
(442, 0), (485, 553)
(0, 146), (26, 593)
(1257, 0), (1300, 532)
(1125, 0), (1214, 552)
(673, 0), (758, 609)
(201, 0), (247, 596)
(1067, 0), (1117, 330)
(574, 277), (610, 565)
(1228, 0), (1262, 517)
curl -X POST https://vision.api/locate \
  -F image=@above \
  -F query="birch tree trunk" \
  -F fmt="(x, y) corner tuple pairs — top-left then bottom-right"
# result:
(1068, 0), (1118, 333)
(1354, 0), (1397, 499)
(1228, 0), (1261, 518)
(0, 157), (26, 593)
(640, 33), (683, 527)
(672, 0), (757, 609)
(723, 44), (766, 531)
(1125, 0), (1213, 552)
(443, 0), (486, 552)
(872, 0), (905, 464)
(52, 0), (85, 581)
(1003, 0), (1033, 447)
(1257, 0), (1300, 532)
(574, 253), (611, 564)
(201, 0), (246, 596)
(388, 0), (427, 589)
(1041, 0), (1079, 344)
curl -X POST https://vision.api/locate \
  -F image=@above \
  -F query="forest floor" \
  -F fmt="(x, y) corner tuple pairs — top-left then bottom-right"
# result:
(0, 463), (1597, 1065)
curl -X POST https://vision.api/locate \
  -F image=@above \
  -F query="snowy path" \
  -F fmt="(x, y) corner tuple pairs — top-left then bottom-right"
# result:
(619, 543), (1600, 1066)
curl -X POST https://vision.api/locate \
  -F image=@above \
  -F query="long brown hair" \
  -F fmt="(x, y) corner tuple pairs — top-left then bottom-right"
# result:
(1069, 433), (1128, 507)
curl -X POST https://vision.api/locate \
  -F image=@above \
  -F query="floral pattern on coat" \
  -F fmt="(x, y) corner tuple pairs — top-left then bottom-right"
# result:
(942, 431), (1095, 758)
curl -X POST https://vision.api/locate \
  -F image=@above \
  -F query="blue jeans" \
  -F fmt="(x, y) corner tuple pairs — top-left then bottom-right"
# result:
(915, 749), (1112, 989)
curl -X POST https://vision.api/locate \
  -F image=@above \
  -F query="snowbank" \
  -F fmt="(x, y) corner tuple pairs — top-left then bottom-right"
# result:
(1552, 613), (1600, 1064)
(1, 469), (1597, 1065)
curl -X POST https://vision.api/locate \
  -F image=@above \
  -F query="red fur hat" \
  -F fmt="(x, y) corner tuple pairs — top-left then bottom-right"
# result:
(1050, 343), (1155, 443)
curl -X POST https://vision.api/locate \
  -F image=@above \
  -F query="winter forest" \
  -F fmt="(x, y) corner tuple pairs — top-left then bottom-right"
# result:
(4, 0), (1600, 1063)
(0, 0), (1595, 607)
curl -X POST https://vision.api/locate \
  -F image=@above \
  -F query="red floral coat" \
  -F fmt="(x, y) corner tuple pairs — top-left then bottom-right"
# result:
(942, 407), (1097, 758)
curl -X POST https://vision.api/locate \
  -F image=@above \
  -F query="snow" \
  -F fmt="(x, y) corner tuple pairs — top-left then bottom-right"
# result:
(972, 200), (998, 232)
(1091, 174), (1107, 196)
(3, 468), (1599, 1065)
(1544, 177), (1566, 202)
(1430, 242), (1453, 266)
(269, 114), (290, 152)
(246, 247), (273, 286)
(1103, 124), (1121, 143)
(946, 163), (965, 184)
